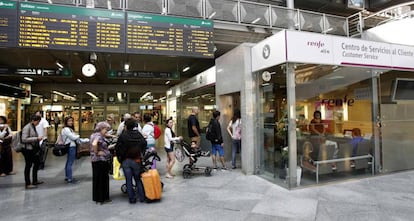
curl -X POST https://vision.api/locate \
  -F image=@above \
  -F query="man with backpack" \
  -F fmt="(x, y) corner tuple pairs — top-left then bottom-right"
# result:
(207, 110), (227, 170)
(115, 118), (147, 204)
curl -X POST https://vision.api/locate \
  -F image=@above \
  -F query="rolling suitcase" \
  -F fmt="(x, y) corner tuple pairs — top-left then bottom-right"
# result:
(141, 169), (162, 201)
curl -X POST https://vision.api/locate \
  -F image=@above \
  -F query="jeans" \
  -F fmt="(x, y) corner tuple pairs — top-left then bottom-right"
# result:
(65, 146), (76, 181)
(231, 139), (241, 167)
(122, 159), (145, 202)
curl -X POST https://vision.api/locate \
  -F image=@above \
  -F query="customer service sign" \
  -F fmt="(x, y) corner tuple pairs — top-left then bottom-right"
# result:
(252, 30), (414, 72)
(287, 30), (414, 70)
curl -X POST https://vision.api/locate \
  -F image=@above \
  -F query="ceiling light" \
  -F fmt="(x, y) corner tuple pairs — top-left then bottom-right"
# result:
(56, 61), (64, 69)
(208, 11), (216, 19)
(86, 91), (98, 100)
(77, 78), (82, 83)
(31, 93), (42, 97)
(165, 81), (170, 85)
(182, 66), (190, 72)
(323, 27), (333, 34)
(47, 0), (53, 3)
(140, 92), (151, 101)
(124, 63), (130, 71)
(251, 18), (261, 24)
(123, 79), (128, 84)
(24, 77), (33, 82)
(52, 90), (76, 101)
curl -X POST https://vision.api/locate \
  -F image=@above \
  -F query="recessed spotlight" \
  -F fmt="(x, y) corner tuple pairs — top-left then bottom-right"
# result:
(77, 78), (82, 83)
(123, 79), (127, 84)
(165, 81), (170, 85)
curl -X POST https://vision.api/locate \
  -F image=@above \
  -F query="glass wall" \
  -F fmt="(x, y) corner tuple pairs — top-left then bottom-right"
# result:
(257, 64), (378, 188)
(175, 86), (215, 151)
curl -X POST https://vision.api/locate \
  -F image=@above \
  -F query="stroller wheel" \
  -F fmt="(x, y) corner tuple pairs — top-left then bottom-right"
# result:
(183, 168), (192, 179)
(204, 167), (212, 176)
(183, 164), (192, 170)
(121, 184), (127, 194)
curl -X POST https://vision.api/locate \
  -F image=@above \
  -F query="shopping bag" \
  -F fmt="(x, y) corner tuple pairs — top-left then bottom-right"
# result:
(113, 157), (125, 180)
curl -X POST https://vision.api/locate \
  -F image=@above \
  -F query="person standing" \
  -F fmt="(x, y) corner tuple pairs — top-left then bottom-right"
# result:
(116, 113), (131, 137)
(226, 110), (242, 169)
(209, 111), (227, 170)
(90, 121), (112, 205)
(53, 113), (60, 134)
(116, 118), (147, 204)
(0, 116), (15, 176)
(132, 111), (143, 133)
(61, 116), (80, 184)
(164, 118), (182, 178)
(309, 110), (325, 136)
(34, 111), (50, 169)
(142, 113), (155, 151)
(21, 115), (43, 189)
(187, 107), (201, 149)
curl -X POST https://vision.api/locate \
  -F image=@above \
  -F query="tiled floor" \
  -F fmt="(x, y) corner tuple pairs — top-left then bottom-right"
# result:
(1, 147), (413, 221)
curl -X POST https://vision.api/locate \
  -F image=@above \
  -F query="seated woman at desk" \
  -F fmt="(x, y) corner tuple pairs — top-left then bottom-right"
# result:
(309, 111), (325, 136)
(350, 128), (364, 168)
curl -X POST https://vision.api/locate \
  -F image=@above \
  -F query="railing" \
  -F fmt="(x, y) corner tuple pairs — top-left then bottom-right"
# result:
(23, 0), (349, 36)
(347, 1), (414, 38)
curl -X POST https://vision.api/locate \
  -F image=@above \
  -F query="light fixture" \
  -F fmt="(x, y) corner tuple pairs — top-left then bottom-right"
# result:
(140, 92), (151, 101)
(31, 93), (42, 97)
(208, 11), (216, 19)
(77, 78), (82, 83)
(24, 77), (33, 82)
(123, 79), (127, 84)
(86, 91), (98, 100)
(124, 63), (130, 71)
(251, 18), (261, 24)
(182, 66), (190, 72)
(56, 61), (64, 69)
(52, 90), (76, 101)
(165, 80), (170, 85)
(47, 0), (53, 4)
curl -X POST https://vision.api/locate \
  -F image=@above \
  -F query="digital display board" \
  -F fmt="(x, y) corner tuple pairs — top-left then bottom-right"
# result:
(18, 2), (125, 53)
(0, 0), (17, 48)
(126, 12), (214, 58)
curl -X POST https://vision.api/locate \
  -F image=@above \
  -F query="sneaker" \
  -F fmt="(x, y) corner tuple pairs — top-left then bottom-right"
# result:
(7, 171), (16, 175)
(232, 166), (236, 169)
(331, 165), (337, 171)
(350, 162), (356, 168)
(67, 179), (80, 184)
(221, 167), (228, 170)
(129, 199), (137, 204)
(0, 173), (6, 177)
(33, 181), (44, 185)
(165, 174), (173, 179)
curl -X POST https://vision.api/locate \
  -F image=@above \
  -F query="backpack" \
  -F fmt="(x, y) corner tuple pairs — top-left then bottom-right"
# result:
(205, 121), (214, 141)
(153, 124), (161, 139)
(11, 131), (25, 153)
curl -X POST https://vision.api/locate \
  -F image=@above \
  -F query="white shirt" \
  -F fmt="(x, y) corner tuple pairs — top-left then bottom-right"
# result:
(36, 118), (49, 137)
(164, 127), (180, 149)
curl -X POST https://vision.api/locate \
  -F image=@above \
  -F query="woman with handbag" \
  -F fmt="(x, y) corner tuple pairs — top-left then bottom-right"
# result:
(61, 116), (80, 184)
(21, 114), (43, 189)
(227, 109), (242, 169)
(90, 121), (112, 205)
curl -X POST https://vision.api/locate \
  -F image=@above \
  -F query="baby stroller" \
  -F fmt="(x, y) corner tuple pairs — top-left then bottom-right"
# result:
(176, 140), (212, 179)
(120, 151), (163, 194)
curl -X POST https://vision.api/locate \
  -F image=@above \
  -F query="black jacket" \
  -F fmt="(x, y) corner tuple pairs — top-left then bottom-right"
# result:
(209, 118), (223, 144)
(115, 130), (147, 163)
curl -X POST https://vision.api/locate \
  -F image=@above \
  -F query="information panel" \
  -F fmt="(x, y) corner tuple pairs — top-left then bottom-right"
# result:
(126, 12), (214, 58)
(18, 2), (125, 52)
(0, 0), (17, 48)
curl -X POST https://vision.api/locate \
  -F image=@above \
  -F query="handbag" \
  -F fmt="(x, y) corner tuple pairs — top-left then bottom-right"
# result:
(53, 134), (69, 157)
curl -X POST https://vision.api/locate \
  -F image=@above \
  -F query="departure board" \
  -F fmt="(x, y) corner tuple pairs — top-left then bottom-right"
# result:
(18, 2), (125, 52)
(0, 0), (17, 48)
(126, 12), (214, 58)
